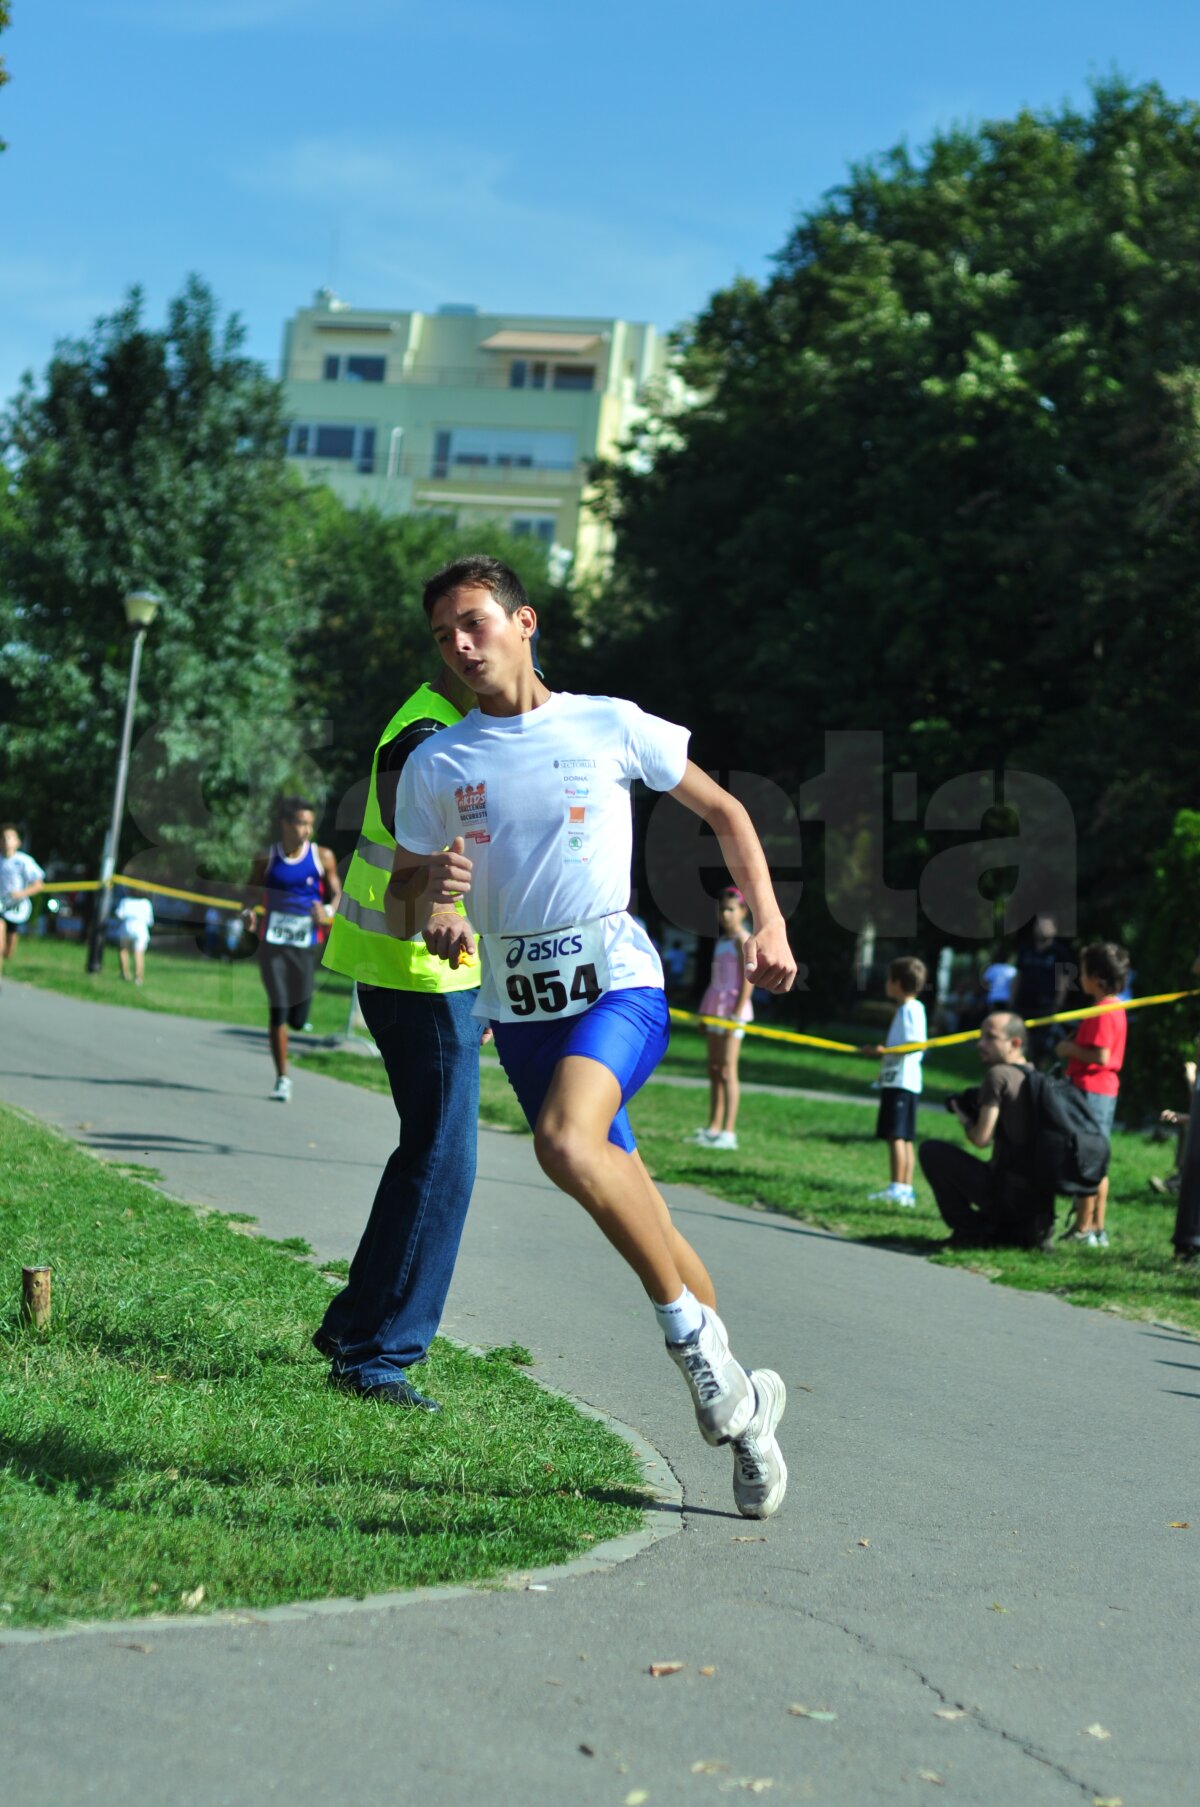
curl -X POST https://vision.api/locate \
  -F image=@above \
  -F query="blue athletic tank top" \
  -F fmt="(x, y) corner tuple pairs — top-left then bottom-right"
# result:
(263, 841), (323, 916)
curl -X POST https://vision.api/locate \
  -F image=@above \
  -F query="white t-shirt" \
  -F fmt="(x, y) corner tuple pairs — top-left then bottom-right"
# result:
(0, 850), (45, 923)
(879, 997), (926, 1094)
(394, 692), (690, 1018)
(115, 896), (155, 935)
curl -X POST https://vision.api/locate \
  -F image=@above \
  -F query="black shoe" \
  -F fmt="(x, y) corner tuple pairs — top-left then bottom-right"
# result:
(937, 1230), (991, 1250)
(327, 1372), (441, 1410)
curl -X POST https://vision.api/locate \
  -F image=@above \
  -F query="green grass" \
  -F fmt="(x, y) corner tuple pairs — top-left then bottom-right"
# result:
(0, 1105), (645, 1629)
(6, 935), (361, 1039)
(299, 1050), (1200, 1337)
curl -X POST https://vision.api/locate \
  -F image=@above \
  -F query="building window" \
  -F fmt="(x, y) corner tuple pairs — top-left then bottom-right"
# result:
(511, 517), (555, 545)
(430, 426), (576, 475)
(288, 422), (378, 470)
(321, 354), (386, 382)
(510, 360), (547, 389)
(314, 425), (356, 459)
(552, 365), (594, 391)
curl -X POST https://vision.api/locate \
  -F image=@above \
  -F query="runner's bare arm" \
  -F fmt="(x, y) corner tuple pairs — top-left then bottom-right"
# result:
(315, 844), (342, 921)
(669, 762), (797, 993)
(243, 853), (269, 926)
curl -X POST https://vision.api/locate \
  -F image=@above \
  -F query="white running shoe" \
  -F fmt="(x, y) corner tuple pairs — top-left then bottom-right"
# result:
(687, 1128), (720, 1145)
(272, 1074), (293, 1103)
(867, 1183), (903, 1202)
(732, 1369), (788, 1519)
(666, 1308), (754, 1445)
(708, 1130), (738, 1150)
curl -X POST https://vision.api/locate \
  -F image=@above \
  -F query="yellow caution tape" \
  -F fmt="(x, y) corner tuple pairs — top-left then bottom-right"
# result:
(670, 987), (1200, 1057)
(36, 875), (244, 909)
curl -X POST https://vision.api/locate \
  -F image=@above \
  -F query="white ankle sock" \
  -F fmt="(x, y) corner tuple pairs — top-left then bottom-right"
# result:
(654, 1287), (706, 1344)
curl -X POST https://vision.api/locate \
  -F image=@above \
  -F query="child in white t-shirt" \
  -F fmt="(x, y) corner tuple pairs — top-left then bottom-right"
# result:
(389, 555), (799, 1520)
(0, 822), (46, 983)
(114, 892), (155, 985)
(861, 955), (928, 1207)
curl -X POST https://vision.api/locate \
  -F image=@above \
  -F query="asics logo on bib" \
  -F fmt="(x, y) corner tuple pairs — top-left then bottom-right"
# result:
(505, 932), (585, 969)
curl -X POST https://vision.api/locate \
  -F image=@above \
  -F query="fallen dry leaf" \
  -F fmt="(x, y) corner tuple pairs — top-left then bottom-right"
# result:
(699, 1665), (716, 1677)
(544, 1678), (562, 1687)
(1168, 1521), (1189, 1529)
(648, 1661), (685, 1677)
(180, 1585), (205, 1609)
(691, 1760), (729, 1774)
(1092, 1798), (1123, 1807)
(732, 1535), (766, 1543)
(918, 1771), (944, 1786)
(719, 1784), (773, 1797)
(788, 1705), (837, 1721)
(933, 1709), (967, 1721)
(857, 1538), (871, 1548)
(1086, 1723), (1113, 1741)
(989, 1602), (1007, 1613)
(623, 1793), (649, 1806)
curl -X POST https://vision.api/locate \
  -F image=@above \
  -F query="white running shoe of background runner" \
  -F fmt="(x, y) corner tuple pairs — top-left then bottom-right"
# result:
(272, 1075), (293, 1103)
(732, 1369), (787, 1518)
(666, 1307), (754, 1445)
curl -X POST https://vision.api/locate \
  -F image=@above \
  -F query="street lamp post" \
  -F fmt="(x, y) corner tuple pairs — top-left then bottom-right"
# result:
(85, 589), (162, 974)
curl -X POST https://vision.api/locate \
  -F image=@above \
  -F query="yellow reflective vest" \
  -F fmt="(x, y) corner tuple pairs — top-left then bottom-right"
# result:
(322, 683), (479, 993)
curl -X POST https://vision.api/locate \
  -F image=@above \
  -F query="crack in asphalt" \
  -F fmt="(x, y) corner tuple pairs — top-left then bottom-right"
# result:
(775, 1600), (1102, 1801)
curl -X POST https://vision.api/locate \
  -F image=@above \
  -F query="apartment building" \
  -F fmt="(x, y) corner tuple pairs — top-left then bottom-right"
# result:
(280, 291), (673, 573)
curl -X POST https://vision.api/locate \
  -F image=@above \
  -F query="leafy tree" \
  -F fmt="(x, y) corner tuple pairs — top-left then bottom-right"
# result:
(0, 1), (10, 152)
(0, 277), (314, 882)
(593, 82), (1200, 1013)
(1122, 809), (1200, 1122)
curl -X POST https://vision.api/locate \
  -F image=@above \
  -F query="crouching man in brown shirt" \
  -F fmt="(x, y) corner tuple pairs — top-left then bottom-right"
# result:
(918, 1013), (1055, 1250)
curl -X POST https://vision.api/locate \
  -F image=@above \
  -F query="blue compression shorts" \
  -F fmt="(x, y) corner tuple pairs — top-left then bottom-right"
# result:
(491, 986), (670, 1153)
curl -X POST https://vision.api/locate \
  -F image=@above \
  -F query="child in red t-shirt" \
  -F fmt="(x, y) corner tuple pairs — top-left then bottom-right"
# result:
(1056, 942), (1130, 1247)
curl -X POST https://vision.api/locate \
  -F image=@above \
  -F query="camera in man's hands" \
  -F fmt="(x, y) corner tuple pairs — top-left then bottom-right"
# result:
(945, 1087), (981, 1121)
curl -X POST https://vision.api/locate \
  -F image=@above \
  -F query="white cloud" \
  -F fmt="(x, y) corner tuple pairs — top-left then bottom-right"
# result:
(235, 134), (734, 328)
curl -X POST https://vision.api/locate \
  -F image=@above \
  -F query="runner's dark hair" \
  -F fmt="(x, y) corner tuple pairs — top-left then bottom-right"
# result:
(277, 796), (315, 821)
(422, 555), (529, 619)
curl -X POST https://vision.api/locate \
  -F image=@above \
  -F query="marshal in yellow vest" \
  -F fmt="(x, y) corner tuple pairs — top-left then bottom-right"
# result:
(322, 683), (479, 994)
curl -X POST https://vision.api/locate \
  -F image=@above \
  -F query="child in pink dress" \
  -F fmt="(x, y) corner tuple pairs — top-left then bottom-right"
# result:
(690, 887), (754, 1151)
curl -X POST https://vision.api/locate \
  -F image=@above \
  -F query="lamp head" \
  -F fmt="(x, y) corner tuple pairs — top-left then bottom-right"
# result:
(124, 588), (162, 628)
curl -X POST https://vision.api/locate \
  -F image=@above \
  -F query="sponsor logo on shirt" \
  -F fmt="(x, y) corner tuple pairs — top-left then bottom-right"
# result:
(453, 782), (488, 828)
(553, 758), (596, 769)
(504, 932), (585, 967)
(568, 806), (586, 824)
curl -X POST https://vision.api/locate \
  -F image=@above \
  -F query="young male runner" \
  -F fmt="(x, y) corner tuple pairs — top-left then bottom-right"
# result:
(244, 798), (340, 1101)
(387, 556), (797, 1517)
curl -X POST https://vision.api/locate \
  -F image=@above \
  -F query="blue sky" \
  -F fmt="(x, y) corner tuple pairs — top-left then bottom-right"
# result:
(2, 1), (1197, 408)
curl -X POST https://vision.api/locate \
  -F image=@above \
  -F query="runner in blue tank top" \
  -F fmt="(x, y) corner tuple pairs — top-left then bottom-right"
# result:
(244, 796), (340, 1102)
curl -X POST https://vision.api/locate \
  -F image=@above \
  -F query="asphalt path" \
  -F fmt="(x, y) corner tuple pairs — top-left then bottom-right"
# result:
(1, 979), (1196, 1807)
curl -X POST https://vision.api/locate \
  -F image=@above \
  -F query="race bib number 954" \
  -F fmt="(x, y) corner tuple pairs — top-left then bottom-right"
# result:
(486, 921), (610, 1022)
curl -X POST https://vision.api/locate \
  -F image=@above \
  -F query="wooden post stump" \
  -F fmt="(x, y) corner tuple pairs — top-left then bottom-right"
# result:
(21, 1265), (52, 1329)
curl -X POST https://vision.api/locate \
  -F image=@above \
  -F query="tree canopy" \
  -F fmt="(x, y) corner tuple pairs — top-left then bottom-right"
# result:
(591, 81), (1200, 994)
(0, 277), (312, 880)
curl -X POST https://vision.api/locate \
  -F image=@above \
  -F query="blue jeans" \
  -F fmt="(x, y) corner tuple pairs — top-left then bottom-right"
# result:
(317, 984), (481, 1384)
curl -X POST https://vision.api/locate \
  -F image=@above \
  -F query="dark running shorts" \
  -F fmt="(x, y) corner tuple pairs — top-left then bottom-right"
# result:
(875, 1085), (918, 1142)
(259, 942), (318, 1029)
